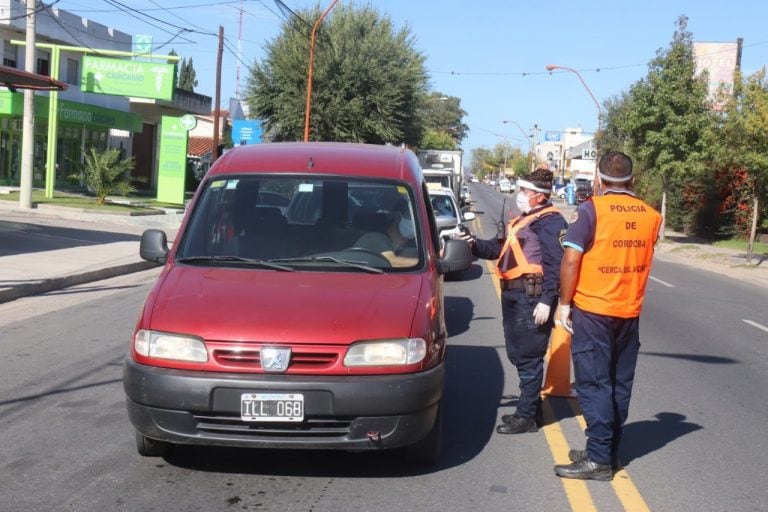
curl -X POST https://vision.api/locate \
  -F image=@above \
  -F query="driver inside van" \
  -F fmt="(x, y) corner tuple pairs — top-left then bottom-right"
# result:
(354, 199), (418, 268)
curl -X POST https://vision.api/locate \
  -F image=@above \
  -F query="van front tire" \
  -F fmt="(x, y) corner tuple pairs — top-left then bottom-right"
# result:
(135, 431), (173, 457)
(404, 402), (442, 466)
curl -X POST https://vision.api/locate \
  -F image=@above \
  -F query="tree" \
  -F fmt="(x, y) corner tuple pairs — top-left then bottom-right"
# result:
(603, 16), (712, 238)
(73, 148), (137, 205)
(418, 92), (469, 147)
(420, 128), (457, 150)
(711, 69), (768, 262)
(178, 57), (198, 92)
(246, 3), (428, 144)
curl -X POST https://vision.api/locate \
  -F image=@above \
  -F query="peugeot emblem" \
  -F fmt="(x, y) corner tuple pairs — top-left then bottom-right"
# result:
(260, 347), (291, 372)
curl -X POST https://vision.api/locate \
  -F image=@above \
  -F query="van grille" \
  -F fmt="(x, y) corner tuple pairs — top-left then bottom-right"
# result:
(212, 348), (338, 371)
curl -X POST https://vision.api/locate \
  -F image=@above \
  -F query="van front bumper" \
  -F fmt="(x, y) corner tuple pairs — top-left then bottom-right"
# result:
(123, 359), (444, 450)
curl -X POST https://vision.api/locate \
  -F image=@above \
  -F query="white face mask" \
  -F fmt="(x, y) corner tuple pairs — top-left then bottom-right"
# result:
(516, 192), (532, 214)
(398, 217), (415, 239)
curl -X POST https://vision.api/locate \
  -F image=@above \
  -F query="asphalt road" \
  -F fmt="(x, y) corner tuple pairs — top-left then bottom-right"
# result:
(0, 184), (766, 511)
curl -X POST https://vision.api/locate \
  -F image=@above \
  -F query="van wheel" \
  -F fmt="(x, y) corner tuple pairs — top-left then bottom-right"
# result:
(404, 403), (442, 466)
(135, 431), (172, 457)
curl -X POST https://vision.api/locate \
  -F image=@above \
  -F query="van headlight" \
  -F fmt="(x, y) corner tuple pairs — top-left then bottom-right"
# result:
(343, 339), (426, 366)
(133, 329), (208, 363)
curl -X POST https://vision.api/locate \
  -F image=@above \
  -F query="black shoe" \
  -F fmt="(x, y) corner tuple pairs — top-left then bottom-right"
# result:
(496, 415), (537, 434)
(554, 459), (613, 481)
(569, 448), (621, 469)
(568, 449), (586, 462)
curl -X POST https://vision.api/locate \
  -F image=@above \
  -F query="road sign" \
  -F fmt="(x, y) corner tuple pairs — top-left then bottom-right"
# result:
(544, 131), (561, 142)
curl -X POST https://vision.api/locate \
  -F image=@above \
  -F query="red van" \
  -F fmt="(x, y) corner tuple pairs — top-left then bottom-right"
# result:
(123, 143), (472, 464)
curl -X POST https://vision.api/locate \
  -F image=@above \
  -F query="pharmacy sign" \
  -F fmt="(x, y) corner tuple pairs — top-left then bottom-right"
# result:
(81, 55), (175, 101)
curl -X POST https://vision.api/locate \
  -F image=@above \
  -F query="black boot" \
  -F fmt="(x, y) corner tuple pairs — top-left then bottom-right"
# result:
(554, 459), (613, 481)
(496, 415), (537, 434)
(569, 448), (621, 469)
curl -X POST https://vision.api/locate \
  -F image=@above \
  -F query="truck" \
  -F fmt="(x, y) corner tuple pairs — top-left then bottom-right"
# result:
(416, 149), (465, 207)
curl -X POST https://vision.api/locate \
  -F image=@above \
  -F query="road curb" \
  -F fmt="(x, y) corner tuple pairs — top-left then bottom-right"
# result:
(0, 260), (157, 304)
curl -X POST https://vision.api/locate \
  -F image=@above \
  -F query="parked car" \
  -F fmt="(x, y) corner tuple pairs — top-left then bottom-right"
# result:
(575, 179), (593, 204)
(124, 143), (472, 465)
(429, 186), (475, 241)
(498, 178), (513, 193)
(552, 179), (567, 199)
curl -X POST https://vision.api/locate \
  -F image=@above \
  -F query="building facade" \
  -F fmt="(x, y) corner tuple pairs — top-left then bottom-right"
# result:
(0, 0), (210, 192)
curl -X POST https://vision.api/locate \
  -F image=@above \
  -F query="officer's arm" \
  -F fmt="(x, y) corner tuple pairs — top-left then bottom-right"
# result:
(537, 217), (567, 306)
(470, 237), (502, 260)
(559, 248), (582, 306)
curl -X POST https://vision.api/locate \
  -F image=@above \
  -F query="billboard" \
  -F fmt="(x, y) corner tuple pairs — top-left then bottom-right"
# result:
(81, 56), (175, 101)
(693, 41), (739, 110)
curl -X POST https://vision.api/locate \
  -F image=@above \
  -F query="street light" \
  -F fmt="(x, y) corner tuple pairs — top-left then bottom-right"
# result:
(545, 64), (602, 134)
(304, 0), (339, 142)
(502, 120), (534, 172)
(546, 64), (602, 176)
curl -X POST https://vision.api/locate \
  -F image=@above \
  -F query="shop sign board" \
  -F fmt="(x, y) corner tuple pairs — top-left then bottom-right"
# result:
(0, 91), (142, 132)
(156, 115), (189, 204)
(232, 119), (262, 146)
(81, 56), (175, 101)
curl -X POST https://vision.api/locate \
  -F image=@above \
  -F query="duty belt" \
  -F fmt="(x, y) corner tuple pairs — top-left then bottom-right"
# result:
(499, 277), (527, 291)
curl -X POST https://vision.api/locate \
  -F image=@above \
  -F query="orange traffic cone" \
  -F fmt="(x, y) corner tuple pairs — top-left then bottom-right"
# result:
(541, 323), (576, 397)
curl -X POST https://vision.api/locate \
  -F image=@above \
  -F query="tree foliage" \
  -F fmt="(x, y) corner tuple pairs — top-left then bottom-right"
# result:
(418, 92), (469, 148)
(420, 128), (458, 151)
(601, 16), (712, 234)
(246, 3), (428, 144)
(178, 57), (198, 92)
(73, 148), (137, 205)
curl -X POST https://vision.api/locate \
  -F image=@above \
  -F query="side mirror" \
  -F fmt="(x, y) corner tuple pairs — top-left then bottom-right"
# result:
(462, 211), (476, 222)
(435, 214), (458, 232)
(438, 239), (472, 275)
(140, 229), (169, 265)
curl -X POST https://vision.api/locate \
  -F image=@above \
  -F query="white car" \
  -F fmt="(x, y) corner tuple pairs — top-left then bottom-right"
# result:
(429, 187), (475, 241)
(498, 178), (513, 193)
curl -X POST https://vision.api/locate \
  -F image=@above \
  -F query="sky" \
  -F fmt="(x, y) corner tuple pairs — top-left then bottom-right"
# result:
(54, 0), (768, 156)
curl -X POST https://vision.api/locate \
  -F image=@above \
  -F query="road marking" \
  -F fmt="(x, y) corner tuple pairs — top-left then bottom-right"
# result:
(542, 399), (597, 512)
(743, 319), (768, 333)
(570, 403), (651, 512)
(649, 275), (674, 287)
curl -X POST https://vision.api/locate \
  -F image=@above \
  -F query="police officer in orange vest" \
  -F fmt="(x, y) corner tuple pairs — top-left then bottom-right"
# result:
(462, 168), (567, 434)
(554, 151), (662, 481)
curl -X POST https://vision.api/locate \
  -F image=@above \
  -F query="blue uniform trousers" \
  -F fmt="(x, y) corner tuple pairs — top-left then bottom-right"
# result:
(501, 289), (553, 418)
(571, 307), (640, 465)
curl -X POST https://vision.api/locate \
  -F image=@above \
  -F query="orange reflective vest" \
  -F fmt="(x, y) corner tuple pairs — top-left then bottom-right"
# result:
(574, 195), (662, 318)
(496, 205), (560, 280)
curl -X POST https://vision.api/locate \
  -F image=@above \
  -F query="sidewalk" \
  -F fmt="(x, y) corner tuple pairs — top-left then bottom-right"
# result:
(0, 199), (182, 304)
(1, 199), (767, 305)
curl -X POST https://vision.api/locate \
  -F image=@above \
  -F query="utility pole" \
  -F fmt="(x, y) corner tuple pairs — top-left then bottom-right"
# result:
(212, 25), (223, 164)
(19, 0), (36, 209)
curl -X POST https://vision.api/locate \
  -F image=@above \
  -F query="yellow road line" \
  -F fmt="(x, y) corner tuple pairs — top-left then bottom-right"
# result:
(542, 398), (598, 512)
(570, 403), (651, 512)
(476, 211), (650, 511)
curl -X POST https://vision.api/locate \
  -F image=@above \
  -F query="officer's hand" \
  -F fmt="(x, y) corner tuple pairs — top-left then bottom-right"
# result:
(558, 303), (574, 334)
(455, 232), (475, 245)
(532, 302), (551, 326)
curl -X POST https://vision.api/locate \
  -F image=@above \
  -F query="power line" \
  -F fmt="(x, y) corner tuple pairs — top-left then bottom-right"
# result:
(0, 0), (61, 21)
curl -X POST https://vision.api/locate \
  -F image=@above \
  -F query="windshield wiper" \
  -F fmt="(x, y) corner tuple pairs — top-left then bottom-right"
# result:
(271, 256), (384, 274)
(176, 255), (295, 271)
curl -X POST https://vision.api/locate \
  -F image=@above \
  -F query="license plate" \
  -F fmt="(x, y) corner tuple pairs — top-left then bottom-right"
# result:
(240, 393), (304, 422)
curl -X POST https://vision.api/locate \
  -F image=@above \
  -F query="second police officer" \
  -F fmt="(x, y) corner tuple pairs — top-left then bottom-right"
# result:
(462, 167), (567, 434)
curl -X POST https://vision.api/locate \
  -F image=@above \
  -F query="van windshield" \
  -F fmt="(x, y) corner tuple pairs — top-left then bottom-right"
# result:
(177, 175), (423, 272)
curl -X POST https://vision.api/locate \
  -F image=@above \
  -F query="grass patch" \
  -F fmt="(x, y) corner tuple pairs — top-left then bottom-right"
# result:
(0, 190), (157, 212)
(712, 238), (768, 254)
